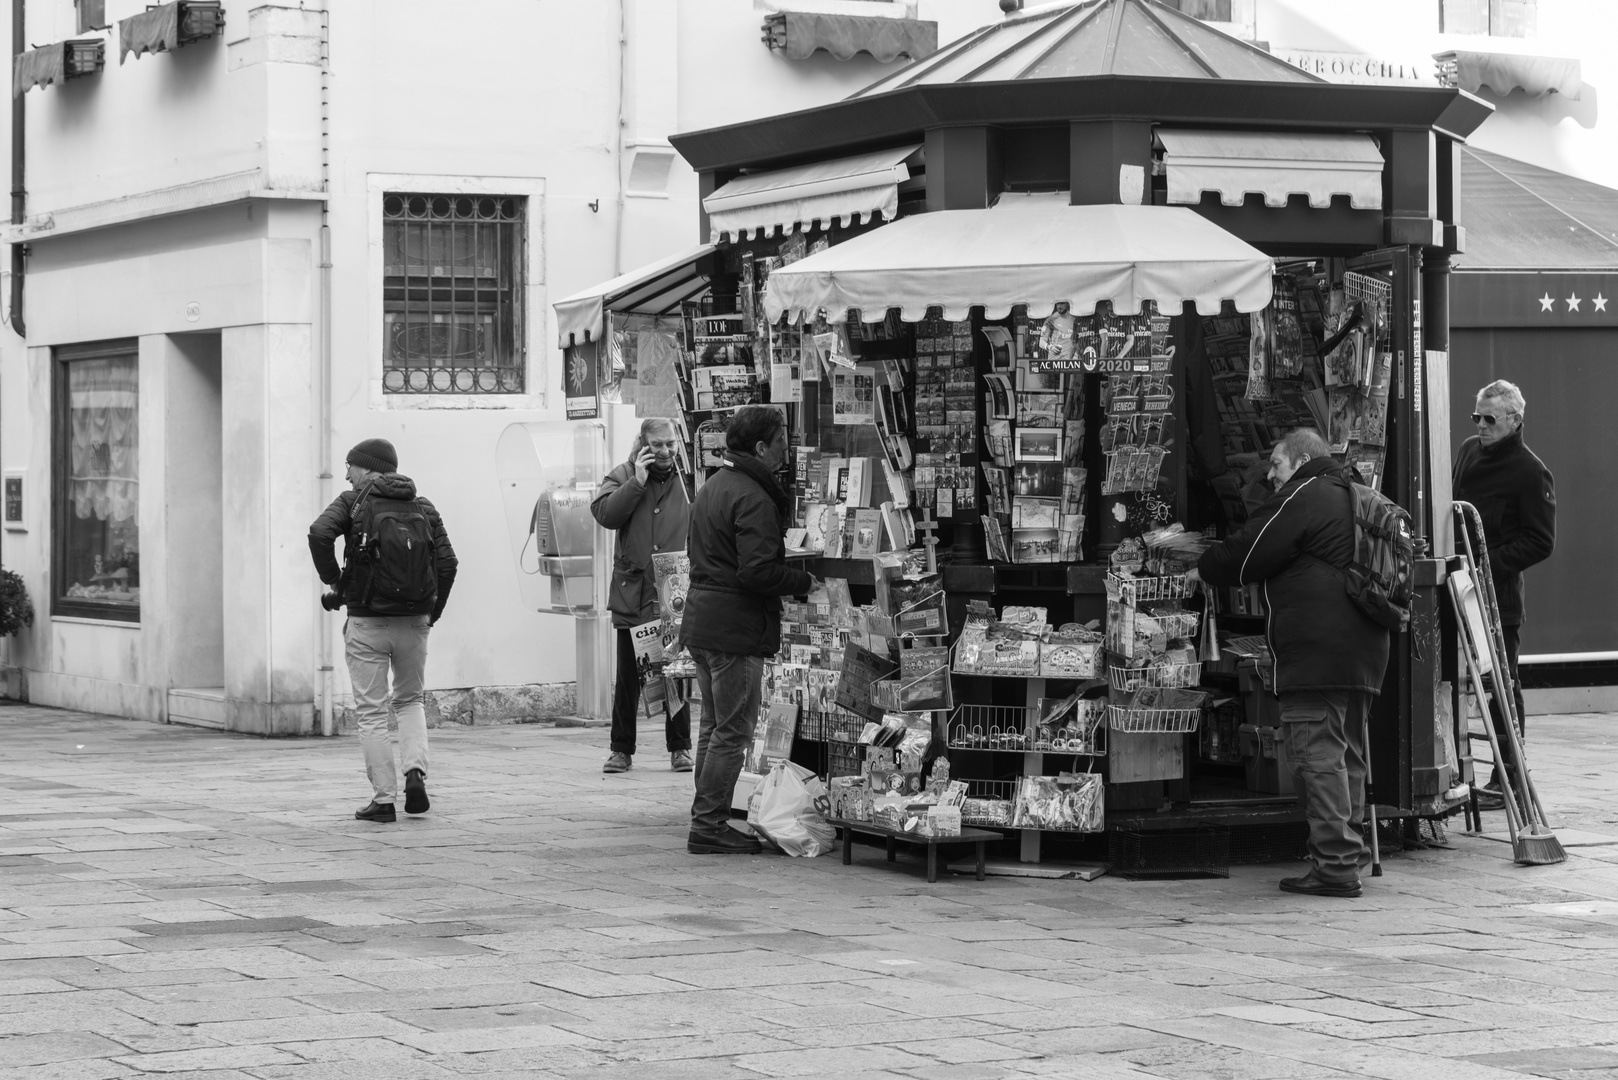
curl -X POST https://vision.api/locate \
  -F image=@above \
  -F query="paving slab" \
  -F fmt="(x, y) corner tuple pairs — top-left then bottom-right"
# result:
(4, 703), (1618, 1078)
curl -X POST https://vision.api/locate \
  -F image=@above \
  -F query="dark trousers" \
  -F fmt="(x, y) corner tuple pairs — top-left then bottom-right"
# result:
(688, 646), (763, 835)
(609, 627), (691, 756)
(1282, 689), (1371, 884)
(1487, 622), (1526, 785)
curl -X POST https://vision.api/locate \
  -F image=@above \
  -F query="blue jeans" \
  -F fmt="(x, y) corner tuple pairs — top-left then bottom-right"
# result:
(688, 647), (763, 835)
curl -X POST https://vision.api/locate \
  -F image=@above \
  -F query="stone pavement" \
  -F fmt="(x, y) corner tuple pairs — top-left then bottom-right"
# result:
(3, 703), (1618, 1080)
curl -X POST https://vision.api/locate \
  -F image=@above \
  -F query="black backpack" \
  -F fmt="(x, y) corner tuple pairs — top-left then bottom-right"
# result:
(1333, 475), (1414, 633)
(346, 486), (439, 615)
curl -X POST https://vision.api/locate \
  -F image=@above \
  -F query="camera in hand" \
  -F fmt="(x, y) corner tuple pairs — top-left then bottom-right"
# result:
(321, 590), (345, 612)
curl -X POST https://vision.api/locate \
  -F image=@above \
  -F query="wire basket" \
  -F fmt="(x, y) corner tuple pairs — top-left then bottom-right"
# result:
(1011, 773), (1104, 833)
(1106, 572), (1192, 605)
(949, 704), (1031, 751)
(1031, 698), (1107, 756)
(1108, 661), (1204, 691)
(1108, 704), (1202, 734)
(796, 712), (826, 743)
(1144, 607), (1201, 640)
(960, 778), (1016, 828)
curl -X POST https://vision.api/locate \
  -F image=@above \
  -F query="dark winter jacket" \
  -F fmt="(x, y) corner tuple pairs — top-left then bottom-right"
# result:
(308, 474), (458, 621)
(590, 461), (690, 629)
(1453, 429), (1556, 626)
(1197, 456), (1390, 696)
(680, 451), (812, 657)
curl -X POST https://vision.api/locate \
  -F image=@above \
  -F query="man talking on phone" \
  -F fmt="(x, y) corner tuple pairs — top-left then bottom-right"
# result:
(591, 418), (694, 774)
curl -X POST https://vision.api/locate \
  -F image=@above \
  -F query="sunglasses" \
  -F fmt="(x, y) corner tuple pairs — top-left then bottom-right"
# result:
(1470, 412), (1518, 426)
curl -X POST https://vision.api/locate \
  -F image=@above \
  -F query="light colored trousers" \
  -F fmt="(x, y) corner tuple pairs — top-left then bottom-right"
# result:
(344, 615), (431, 803)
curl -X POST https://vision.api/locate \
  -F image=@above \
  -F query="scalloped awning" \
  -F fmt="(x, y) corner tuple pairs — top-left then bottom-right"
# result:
(703, 144), (920, 243)
(1435, 50), (1582, 99)
(1157, 129), (1385, 210)
(762, 194), (1274, 325)
(762, 12), (937, 63)
(553, 244), (714, 349)
(12, 44), (66, 96)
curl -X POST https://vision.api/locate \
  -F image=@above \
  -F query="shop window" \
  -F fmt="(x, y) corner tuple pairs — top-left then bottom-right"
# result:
(1440, 0), (1536, 37)
(53, 341), (140, 621)
(382, 193), (527, 394)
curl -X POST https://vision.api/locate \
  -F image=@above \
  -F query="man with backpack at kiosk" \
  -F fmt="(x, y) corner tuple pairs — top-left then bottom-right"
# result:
(1189, 428), (1408, 898)
(309, 438), (458, 824)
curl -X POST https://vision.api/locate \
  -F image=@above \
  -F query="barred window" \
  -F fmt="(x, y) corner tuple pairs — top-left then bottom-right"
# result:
(382, 193), (526, 394)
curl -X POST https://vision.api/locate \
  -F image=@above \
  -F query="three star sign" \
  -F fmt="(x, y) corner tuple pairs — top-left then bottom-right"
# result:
(1540, 292), (1607, 313)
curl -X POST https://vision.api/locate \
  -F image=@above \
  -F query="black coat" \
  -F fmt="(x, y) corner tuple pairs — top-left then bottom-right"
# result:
(679, 451), (812, 658)
(590, 462), (690, 629)
(1453, 429), (1556, 626)
(308, 473), (458, 621)
(1197, 457), (1390, 696)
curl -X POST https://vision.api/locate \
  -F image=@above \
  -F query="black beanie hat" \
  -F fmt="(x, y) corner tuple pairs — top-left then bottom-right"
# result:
(347, 438), (398, 474)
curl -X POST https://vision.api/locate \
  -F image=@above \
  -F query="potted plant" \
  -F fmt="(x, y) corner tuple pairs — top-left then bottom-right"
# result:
(0, 568), (35, 638)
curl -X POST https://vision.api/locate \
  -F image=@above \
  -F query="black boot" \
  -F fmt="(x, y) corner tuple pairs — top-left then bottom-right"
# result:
(687, 826), (762, 855)
(404, 769), (430, 815)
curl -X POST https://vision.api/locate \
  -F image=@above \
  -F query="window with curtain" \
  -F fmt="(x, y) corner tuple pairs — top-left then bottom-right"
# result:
(54, 341), (140, 621)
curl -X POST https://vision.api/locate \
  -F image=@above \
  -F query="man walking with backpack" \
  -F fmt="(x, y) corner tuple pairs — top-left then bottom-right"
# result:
(309, 438), (458, 823)
(1189, 429), (1392, 897)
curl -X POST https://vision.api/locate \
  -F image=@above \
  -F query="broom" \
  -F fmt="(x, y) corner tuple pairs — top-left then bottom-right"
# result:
(1454, 503), (1565, 865)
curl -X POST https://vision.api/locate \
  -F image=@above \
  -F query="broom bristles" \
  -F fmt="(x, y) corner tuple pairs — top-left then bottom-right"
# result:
(1513, 825), (1567, 866)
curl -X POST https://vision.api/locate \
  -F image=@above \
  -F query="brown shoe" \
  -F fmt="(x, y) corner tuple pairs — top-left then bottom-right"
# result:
(670, 750), (693, 773)
(603, 752), (631, 774)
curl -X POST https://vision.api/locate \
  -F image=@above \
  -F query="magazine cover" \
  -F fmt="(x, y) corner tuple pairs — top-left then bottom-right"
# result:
(651, 551), (691, 660)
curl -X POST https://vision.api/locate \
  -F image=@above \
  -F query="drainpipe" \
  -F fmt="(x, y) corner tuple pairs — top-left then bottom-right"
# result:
(316, 0), (335, 736)
(614, 0), (627, 277)
(10, 0), (26, 337)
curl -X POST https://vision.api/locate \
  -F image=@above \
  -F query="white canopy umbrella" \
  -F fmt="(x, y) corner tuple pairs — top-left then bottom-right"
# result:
(763, 194), (1274, 324)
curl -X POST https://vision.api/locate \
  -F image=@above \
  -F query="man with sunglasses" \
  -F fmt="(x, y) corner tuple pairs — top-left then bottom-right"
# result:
(1454, 380), (1556, 810)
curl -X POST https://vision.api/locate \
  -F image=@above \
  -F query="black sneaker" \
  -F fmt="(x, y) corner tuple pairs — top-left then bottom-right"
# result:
(355, 800), (396, 823)
(687, 826), (762, 855)
(404, 769), (430, 815)
(1279, 870), (1361, 898)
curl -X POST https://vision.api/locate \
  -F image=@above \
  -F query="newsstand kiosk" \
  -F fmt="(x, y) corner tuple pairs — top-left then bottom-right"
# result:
(568, 0), (1493, 869)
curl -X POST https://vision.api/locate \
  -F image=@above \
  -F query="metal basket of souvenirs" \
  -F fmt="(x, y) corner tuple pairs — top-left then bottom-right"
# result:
(948, 704), (1032, 751)
(960, 779), (1015, 827)
(1105, 572), (1193, 605)
(1107, 703), (1202, 734)
(1107, 660), (1204, 692)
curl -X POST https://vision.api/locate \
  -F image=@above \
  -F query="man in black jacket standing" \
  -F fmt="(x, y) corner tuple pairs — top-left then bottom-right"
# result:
(680, 406), (815, 855)
(1190, 429), (1389, 898)
(1454, 379), (1556, 806)
(309, 439), (458, 824)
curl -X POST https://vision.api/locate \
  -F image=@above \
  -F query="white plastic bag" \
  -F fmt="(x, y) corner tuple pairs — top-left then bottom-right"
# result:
(749, 761), (836, 857)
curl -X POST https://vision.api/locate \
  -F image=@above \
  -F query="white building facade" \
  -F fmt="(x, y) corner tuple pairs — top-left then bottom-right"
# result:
(0, 0), (997, 732)
(1, 0), (1610, 733)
